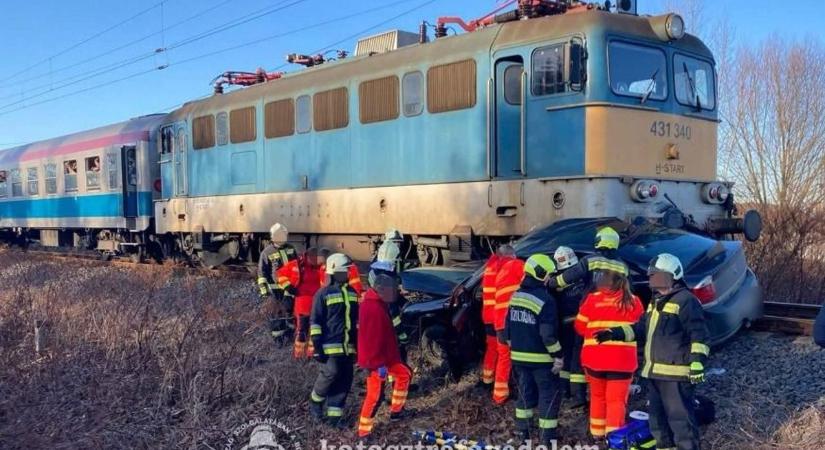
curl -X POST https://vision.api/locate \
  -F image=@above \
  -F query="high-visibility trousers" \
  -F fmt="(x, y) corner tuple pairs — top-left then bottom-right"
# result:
(646, 378), (700, 450)
(586, 373), (632, 438)
(514, 365), (562, 444)
(493, 340), (511, 404)
(294, 314), (314, 358)
(481, 324), (498, 385)
(357, 363), (412, 437)
(310, 356), (355, 421)
(559, 320), (587, 401)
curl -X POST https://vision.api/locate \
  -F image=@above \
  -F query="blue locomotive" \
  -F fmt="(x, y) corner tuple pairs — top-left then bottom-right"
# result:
(0, 2), (760, 265)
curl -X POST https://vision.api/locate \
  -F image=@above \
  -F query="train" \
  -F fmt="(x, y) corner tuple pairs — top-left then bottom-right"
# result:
(0, 1), (762, 266)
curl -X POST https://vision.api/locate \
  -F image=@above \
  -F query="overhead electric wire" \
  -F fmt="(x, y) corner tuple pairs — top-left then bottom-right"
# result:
(0, 0), (436, 118)
(0, 0), (307, 111)
(6, 1), (170, 82)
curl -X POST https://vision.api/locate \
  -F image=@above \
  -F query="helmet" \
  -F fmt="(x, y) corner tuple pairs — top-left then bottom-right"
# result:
(648, 253), (684, 280)
(524, 254), (556, 282)
(553, 246), (579, 270)
(377, 241), (400, 263)
(384, 228), (403, 242)
(595, 226), (620, 250)
(325, 253), (352, 275)
(269, 223), (288, 245)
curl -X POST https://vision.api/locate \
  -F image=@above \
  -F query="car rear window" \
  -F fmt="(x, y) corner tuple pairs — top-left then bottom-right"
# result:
(620, 230), (716, 270)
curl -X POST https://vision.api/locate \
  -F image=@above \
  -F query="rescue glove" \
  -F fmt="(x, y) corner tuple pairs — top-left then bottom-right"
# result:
(377, 366), (388, 380)
(594, 329), (614, 343)
(689, 361), (705, 384)
(496, 330), (508, 345)
(551, 357), (564, 375)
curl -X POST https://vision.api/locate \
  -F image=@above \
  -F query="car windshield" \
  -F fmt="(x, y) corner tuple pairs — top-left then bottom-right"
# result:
(674, 54), (716, 110)
(609, 41), (667, 100)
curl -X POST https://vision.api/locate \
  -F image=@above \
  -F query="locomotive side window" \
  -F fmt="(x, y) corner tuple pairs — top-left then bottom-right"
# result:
(10, 169), (22, 197)
(402, 71), (424, 117)
(64, 160), (78, 192)
(106, 153), (119, 190)
(86, 156), (101, 190)
(314, 87), (349, 131)
(608, 41), (667, 100)
(674, 54), (716, 110)
(264, 99), (295, 138)
(230, 106), (257, 143)
(359, 76), (399, 124)
(216, 112), (229, 146)
(296, 95), (311, 133)
(192, 114), (216, 150)
(504, 65), (523, 105)
(27, 167), (39, 196)
(427, 59), (477, 113)
(0, 170), (6, 197)
(44, 163), (57, 194)
(532, 44), (566, 95)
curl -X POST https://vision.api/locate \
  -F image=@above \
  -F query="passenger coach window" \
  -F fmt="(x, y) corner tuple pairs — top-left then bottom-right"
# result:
(359, 76), (399, 124)
(674, 54), (716, 110)
(64, 160), (78, 192)
(296, 95), (311, 133)
(26, 167), (38, 195)
(0, 170), (6, 197)
(11, 169), (22, 197)
(402, 71), (424, 116)
(230, 106), (257, 143)
(265, 99), (295, 138)
(314, 87), (349, 131)
(216, 112), (229, 145)
(44, 163), (57, 194)
(86, 156), (101, 190)
(106, 154), (118, 190)
(609, 41), (667, 100)
(192, 114), (216, 150)
(427, 59), (477, 113)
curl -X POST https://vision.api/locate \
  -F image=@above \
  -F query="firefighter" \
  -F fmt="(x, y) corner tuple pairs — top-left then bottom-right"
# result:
(596, 253), (709, 450)
(478, 245), (515, 390)
(257, 223), (300, 343)
(356, 274), (414, 442)
(379, 228), (405, 274)
(504, 254), (564, 445)
(368, 242), (409, 357)
(309, 253), (360, 426)
(294, 247), (323, 359)
(546, 226), (627, 292)
(492, 248), (523, 405)
(574, 268), (643, 442)
(551, 246), (588, 407)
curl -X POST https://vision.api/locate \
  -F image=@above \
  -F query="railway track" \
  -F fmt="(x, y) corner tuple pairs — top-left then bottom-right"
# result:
(754, 301), (821, 336)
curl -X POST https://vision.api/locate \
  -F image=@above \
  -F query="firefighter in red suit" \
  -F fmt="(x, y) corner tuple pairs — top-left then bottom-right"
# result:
(493, 254), (525, 404)
(356, 274), (414, 441)
(294, 247), (323, 359)
(479, 245), (516, 390)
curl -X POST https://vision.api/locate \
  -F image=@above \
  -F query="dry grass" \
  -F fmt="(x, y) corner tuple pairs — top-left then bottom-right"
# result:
(0, 250), (823, 450)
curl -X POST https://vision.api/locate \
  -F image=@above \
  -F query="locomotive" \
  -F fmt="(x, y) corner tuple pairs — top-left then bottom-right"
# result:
(0, 1), (761, 266)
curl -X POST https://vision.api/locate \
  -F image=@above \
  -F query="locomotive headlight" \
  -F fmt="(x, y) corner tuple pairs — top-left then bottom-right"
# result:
(631, 180), (660, 203)
(702, 182), (730, 204)
(650, 13), (685, 41)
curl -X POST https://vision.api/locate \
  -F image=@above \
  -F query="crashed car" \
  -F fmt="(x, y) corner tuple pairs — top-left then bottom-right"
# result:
(399, 218), (762, 376)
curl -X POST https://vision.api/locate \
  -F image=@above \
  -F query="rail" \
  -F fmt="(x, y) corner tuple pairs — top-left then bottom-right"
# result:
(753, 301), (821, 336)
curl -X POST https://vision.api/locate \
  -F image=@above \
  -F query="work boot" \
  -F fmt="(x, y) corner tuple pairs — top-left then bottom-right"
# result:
(514, 430), (531, 446)
(475, 380), (493, 392)
(309, 401), (324, 420)
(389, 408), (417, 422)
(357, 434), (375, 446)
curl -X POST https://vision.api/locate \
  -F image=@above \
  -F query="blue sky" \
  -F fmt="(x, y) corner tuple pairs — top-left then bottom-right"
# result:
(1, 0), (823, 146)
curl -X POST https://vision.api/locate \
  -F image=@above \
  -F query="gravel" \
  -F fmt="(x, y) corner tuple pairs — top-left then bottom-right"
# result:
(0, 250), (822, 450)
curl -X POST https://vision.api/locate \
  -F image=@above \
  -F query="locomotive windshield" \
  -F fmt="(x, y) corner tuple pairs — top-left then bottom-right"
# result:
(674, 54), (716, 110)
(608, 41), (668, 100)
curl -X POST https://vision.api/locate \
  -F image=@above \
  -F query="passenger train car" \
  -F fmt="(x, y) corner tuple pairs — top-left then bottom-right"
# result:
(0, 3), (760, 266)
(0, 115), (163, 257)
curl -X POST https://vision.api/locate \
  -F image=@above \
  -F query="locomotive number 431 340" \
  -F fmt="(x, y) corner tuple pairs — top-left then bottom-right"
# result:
(649, 121), (691, 140)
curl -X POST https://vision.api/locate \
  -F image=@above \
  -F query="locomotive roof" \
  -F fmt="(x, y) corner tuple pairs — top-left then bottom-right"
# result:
(0, 114), (165, 165)
(168, 9), (713, 119)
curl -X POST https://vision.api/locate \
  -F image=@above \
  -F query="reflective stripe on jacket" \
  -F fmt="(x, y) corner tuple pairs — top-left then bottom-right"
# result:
(504, 277), (562, 367)
(310, 282), (359, 356)
(481, 255), (502, 325)
(494, 258), (525, 331)
(575, 289), (643, 373)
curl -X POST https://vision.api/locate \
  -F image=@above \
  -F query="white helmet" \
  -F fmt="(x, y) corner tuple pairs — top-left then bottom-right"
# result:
(325, 253), (352, 275)
(648, 253), (684, 280)
(377, 241), (400, 263)
(384, 228), (403, 242)
(553, 246), (579, 270)
(269, 223), (288, 245)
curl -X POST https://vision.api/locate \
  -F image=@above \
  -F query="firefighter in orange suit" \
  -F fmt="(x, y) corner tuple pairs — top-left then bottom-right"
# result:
(493, 254), (525, 404)
(294, 247), (323, 358)
(575, 267), (643, 442)
(479, 245), (516, 389)
(348, 264), (364, 298)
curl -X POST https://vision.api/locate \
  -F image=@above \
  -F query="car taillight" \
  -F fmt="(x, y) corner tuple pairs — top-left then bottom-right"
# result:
(691, 275), (717, 305)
